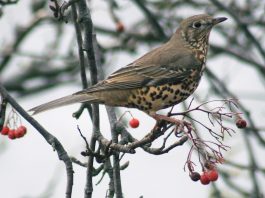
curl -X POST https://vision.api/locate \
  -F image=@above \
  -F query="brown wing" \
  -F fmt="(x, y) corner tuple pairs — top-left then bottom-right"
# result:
(78, 43), (202, 93)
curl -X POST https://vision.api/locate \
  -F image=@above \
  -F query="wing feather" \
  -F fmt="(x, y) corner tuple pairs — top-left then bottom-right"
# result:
(79, 45), (202, 93)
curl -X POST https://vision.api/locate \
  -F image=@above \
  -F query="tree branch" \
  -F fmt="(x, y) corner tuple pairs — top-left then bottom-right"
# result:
(133, 0), (167, 39)
(0, 11), (52, 71)
(205, 68), (262, 197)
(209, 0), (265, 61)
(71, 1), (100, 197)
(106, 106), (123, 198)
(0, 84), (73, 198)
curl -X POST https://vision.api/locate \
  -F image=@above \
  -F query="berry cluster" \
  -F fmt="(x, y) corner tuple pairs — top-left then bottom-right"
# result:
(1, 125), (27, 140)
(199, 169), (219, 185)
(1, 108), (27, 140)
(190, 169), (219, 185)
(189, 162), (219, 185)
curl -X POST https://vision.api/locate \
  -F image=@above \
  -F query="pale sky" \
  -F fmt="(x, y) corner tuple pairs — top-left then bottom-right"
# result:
(0, 0), (265, 198)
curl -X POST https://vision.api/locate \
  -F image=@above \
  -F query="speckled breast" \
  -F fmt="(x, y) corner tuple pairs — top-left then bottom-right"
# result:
(126, 69), (202, 112)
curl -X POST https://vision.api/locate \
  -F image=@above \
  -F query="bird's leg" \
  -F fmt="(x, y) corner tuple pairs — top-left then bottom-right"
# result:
(152, 113), (182, 125)
(151, 113), (193, 132)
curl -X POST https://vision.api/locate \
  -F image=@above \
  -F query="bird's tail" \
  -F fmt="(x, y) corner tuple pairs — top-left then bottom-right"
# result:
(29, 93), (98, 115)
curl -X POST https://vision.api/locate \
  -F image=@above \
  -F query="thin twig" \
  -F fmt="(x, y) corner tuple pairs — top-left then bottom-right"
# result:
(133, 0), (167, 39)
(209, 0), (265, 60)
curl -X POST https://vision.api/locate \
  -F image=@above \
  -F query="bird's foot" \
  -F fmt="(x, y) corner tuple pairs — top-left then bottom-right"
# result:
(151, 113), (193, 131)
(152, 113), (181, 124)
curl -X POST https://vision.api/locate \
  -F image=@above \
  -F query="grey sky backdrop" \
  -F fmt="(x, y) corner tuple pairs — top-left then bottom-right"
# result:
(0, 0), (265, 197)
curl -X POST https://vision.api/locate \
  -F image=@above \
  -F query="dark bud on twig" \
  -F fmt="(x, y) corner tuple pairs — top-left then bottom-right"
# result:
(54, 12), (59, 18)
(49, 5), (57, 12)
(116, 21), (125, 33)
(120, 161), (130, 170)
(95, 155), (106, 163)
(81, 151), (89, 156)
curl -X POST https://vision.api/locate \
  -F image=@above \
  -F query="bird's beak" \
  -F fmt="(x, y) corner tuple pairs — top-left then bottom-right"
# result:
(212, 17), (227, 25)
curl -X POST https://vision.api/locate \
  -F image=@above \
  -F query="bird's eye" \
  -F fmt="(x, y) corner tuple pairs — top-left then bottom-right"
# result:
(192, 22), (202, 28)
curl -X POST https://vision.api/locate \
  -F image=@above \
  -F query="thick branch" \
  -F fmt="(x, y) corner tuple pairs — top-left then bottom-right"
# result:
(72, 1), (100, 198)
(106, 106), (123, 198)
(0, 84), (73, 198)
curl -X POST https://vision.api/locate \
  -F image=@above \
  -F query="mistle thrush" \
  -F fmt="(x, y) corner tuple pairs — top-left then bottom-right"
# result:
(30, 14), (227, 117)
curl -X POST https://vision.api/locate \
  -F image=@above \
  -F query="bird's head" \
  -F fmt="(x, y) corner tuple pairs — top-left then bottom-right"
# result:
(178, 14), (227, 47)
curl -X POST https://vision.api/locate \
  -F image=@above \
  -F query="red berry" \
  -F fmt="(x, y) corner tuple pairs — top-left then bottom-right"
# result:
(8, 129), (16, 140)
(129, 118), (140, 128)
(236, 119), (247, 129)
(190, 172), (201, 182)
(15, 126), (27, 138)
(15, 129), (23, 138)
(206, 169), (219, 182)
(200, 172), (210, 185)
(1, 126), (9, 135)
(20, 125), (27, 135)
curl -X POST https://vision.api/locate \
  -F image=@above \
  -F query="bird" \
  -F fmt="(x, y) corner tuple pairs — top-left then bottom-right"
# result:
(30, 14), (227, 120)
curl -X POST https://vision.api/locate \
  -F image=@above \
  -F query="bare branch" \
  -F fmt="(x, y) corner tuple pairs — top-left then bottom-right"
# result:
(0, 84), (74, 198)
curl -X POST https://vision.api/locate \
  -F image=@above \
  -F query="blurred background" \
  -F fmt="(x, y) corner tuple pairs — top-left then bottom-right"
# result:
(0, 0), (265, 197)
